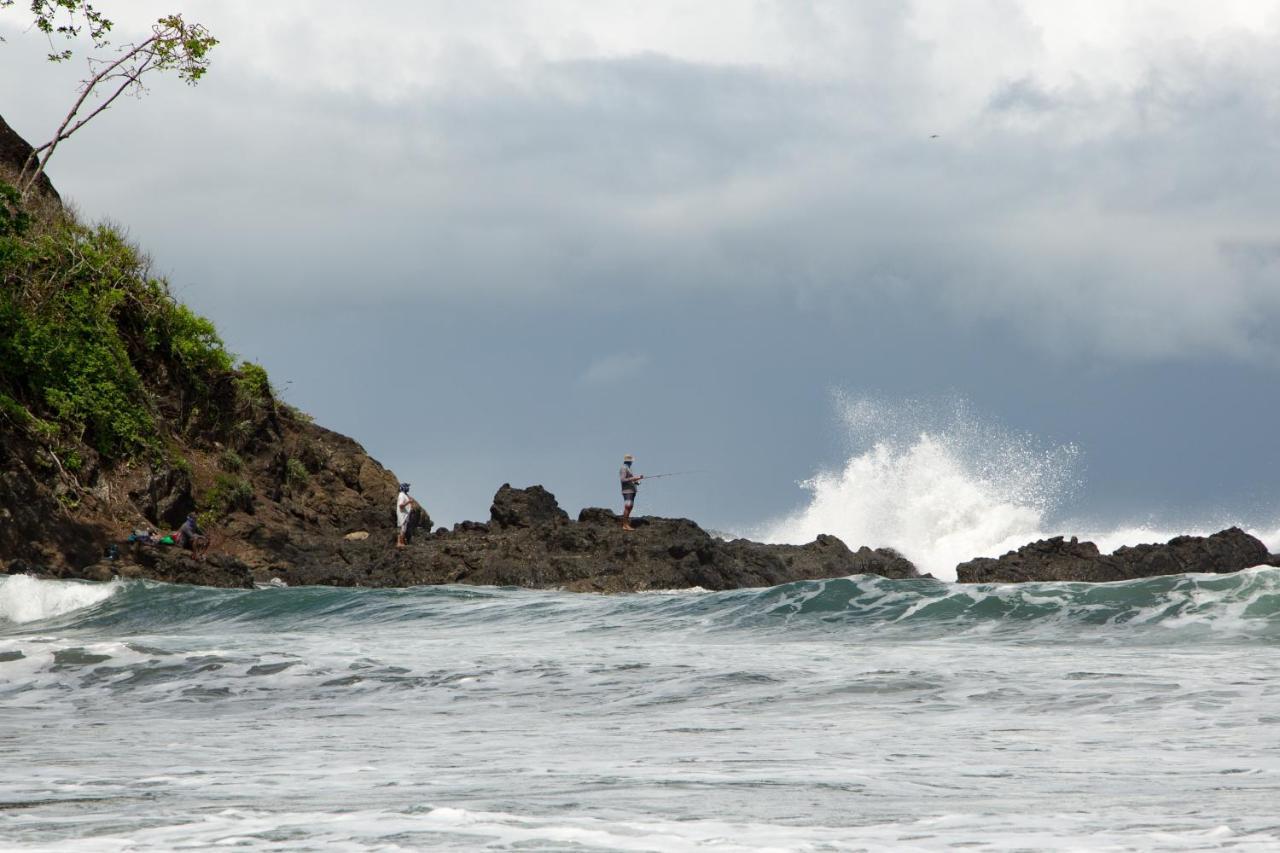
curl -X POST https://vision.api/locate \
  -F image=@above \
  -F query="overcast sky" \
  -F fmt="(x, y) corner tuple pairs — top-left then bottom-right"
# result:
(3, 1), (1279, 542)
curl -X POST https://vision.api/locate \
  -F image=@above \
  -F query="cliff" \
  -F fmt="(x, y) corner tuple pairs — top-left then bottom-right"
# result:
(0, 113), (400, 584)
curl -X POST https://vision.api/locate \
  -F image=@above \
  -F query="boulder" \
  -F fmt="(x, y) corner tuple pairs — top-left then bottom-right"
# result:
(490, 484), (569, 529)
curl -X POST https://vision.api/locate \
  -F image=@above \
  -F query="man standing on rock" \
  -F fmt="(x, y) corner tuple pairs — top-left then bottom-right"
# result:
(620, 455), (644, 531)
(396, 483), (421, 549)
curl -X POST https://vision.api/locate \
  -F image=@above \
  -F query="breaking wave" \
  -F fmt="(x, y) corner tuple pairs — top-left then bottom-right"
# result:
(758, 395), (1279, 580)
(0, 574), (122, 625)
(3, 570), (1279, 644)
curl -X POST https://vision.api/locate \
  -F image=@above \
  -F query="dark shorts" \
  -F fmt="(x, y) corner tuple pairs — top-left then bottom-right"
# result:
(622, 491), (637, 508)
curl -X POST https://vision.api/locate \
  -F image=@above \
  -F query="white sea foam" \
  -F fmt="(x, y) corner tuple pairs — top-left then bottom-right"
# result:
(1255, 524), (1280, 555)
(758, 396), (1280, 581)
(757, 396), (1080, 580)
(0, 575), (120, 624)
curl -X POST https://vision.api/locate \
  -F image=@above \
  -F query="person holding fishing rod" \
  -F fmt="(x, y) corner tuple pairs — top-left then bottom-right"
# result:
(620, 456), (702, 530)
(620, 454), (644, 531)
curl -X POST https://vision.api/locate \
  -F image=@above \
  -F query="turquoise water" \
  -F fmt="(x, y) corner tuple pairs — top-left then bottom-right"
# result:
(3, 571), (1280, 851)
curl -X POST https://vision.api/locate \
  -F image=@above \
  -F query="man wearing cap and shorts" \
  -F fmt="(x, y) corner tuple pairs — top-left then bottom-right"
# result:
(620, 455), (644, 531)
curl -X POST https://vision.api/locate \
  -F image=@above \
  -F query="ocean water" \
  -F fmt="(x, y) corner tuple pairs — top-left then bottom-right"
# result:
(4, 569), (1280, 851)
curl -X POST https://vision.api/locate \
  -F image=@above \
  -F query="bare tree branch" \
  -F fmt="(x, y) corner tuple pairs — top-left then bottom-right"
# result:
(2, 4), (217, 200)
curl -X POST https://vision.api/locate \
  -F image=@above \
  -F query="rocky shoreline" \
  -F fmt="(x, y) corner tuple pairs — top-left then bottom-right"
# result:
(5, 482), (1278, 591)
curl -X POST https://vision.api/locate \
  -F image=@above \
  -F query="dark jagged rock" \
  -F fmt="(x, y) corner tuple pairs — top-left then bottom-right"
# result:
(0, 112), (60, 202)
(270, 486), (920, 593)
(490, 483), (568, 529)
(955, 537), (1107, 584)
(956, 527), (1271, 584)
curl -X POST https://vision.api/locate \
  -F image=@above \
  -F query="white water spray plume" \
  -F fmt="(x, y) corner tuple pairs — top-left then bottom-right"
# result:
(758, 396), (1083, 581)
(759, 395), (1280, 580)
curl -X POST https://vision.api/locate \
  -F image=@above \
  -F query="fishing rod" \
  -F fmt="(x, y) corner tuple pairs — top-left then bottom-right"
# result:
(641, 470), (706, 480)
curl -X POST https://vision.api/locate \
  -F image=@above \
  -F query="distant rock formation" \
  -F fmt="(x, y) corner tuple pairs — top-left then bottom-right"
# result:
(956, 527), (1274, 583)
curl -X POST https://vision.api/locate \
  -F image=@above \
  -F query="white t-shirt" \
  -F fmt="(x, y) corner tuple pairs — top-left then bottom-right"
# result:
(396, 491), (413, 527)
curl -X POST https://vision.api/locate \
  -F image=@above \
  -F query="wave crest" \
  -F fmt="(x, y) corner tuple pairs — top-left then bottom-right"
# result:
(0, 575), (122, 625)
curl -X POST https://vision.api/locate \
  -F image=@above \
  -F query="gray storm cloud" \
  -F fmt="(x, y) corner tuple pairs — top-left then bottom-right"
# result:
(2, 1), (1279, 366)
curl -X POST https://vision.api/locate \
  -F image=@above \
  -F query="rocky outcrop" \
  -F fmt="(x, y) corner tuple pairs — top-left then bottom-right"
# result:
(270, 486), (920, 593)
(956, 527), (1273, 584)
(490, 483), (568, 529)
(0, 113), (60, 202)
(7, 469), (1277, 591)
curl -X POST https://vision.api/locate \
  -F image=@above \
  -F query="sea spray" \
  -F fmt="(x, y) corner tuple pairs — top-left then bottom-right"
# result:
(757, 395), (1081, 579)
(756, 396), (1280, 580)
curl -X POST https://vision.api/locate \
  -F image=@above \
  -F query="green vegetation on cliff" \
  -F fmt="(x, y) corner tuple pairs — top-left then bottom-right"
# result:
(0, 177), (269, 464)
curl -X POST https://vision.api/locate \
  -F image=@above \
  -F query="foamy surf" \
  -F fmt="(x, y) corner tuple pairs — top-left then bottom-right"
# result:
(0, 575), (121, 625)
(4, 573), (1279, 850)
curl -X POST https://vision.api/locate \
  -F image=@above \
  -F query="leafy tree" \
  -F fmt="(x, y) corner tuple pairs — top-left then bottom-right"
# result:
(0, 1), (217, 198)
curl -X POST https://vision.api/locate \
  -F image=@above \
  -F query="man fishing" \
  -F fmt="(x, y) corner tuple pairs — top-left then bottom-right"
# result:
(620, 454), (644, 531)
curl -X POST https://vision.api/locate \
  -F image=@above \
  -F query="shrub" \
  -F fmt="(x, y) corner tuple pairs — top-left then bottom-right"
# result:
(281, 403), (313, 424)
(202, 474), (254, 519)
(0, 181), (30, 238)
(161, 302), (233, 379)
(284, 457), (309, 488)
(236, 362), (272, 404)
(0, 391), (30, 426)
(61, 449), (83, 472)
(0, 198), (238, 462)
(219, 449), (244, 472)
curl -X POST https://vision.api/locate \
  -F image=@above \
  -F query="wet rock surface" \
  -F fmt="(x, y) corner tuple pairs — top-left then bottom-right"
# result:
(956, 527), (1274, 584)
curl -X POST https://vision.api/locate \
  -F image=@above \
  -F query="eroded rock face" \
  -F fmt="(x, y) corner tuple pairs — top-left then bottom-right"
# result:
(956, 527), (1272, 584)
(130, 466), (196, 528)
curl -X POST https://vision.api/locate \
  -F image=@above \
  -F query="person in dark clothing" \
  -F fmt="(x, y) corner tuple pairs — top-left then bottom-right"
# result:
(175, 513), (209, 560)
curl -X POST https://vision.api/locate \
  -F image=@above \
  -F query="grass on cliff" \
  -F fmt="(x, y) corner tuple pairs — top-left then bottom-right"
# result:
(0, 177), (273, 464)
